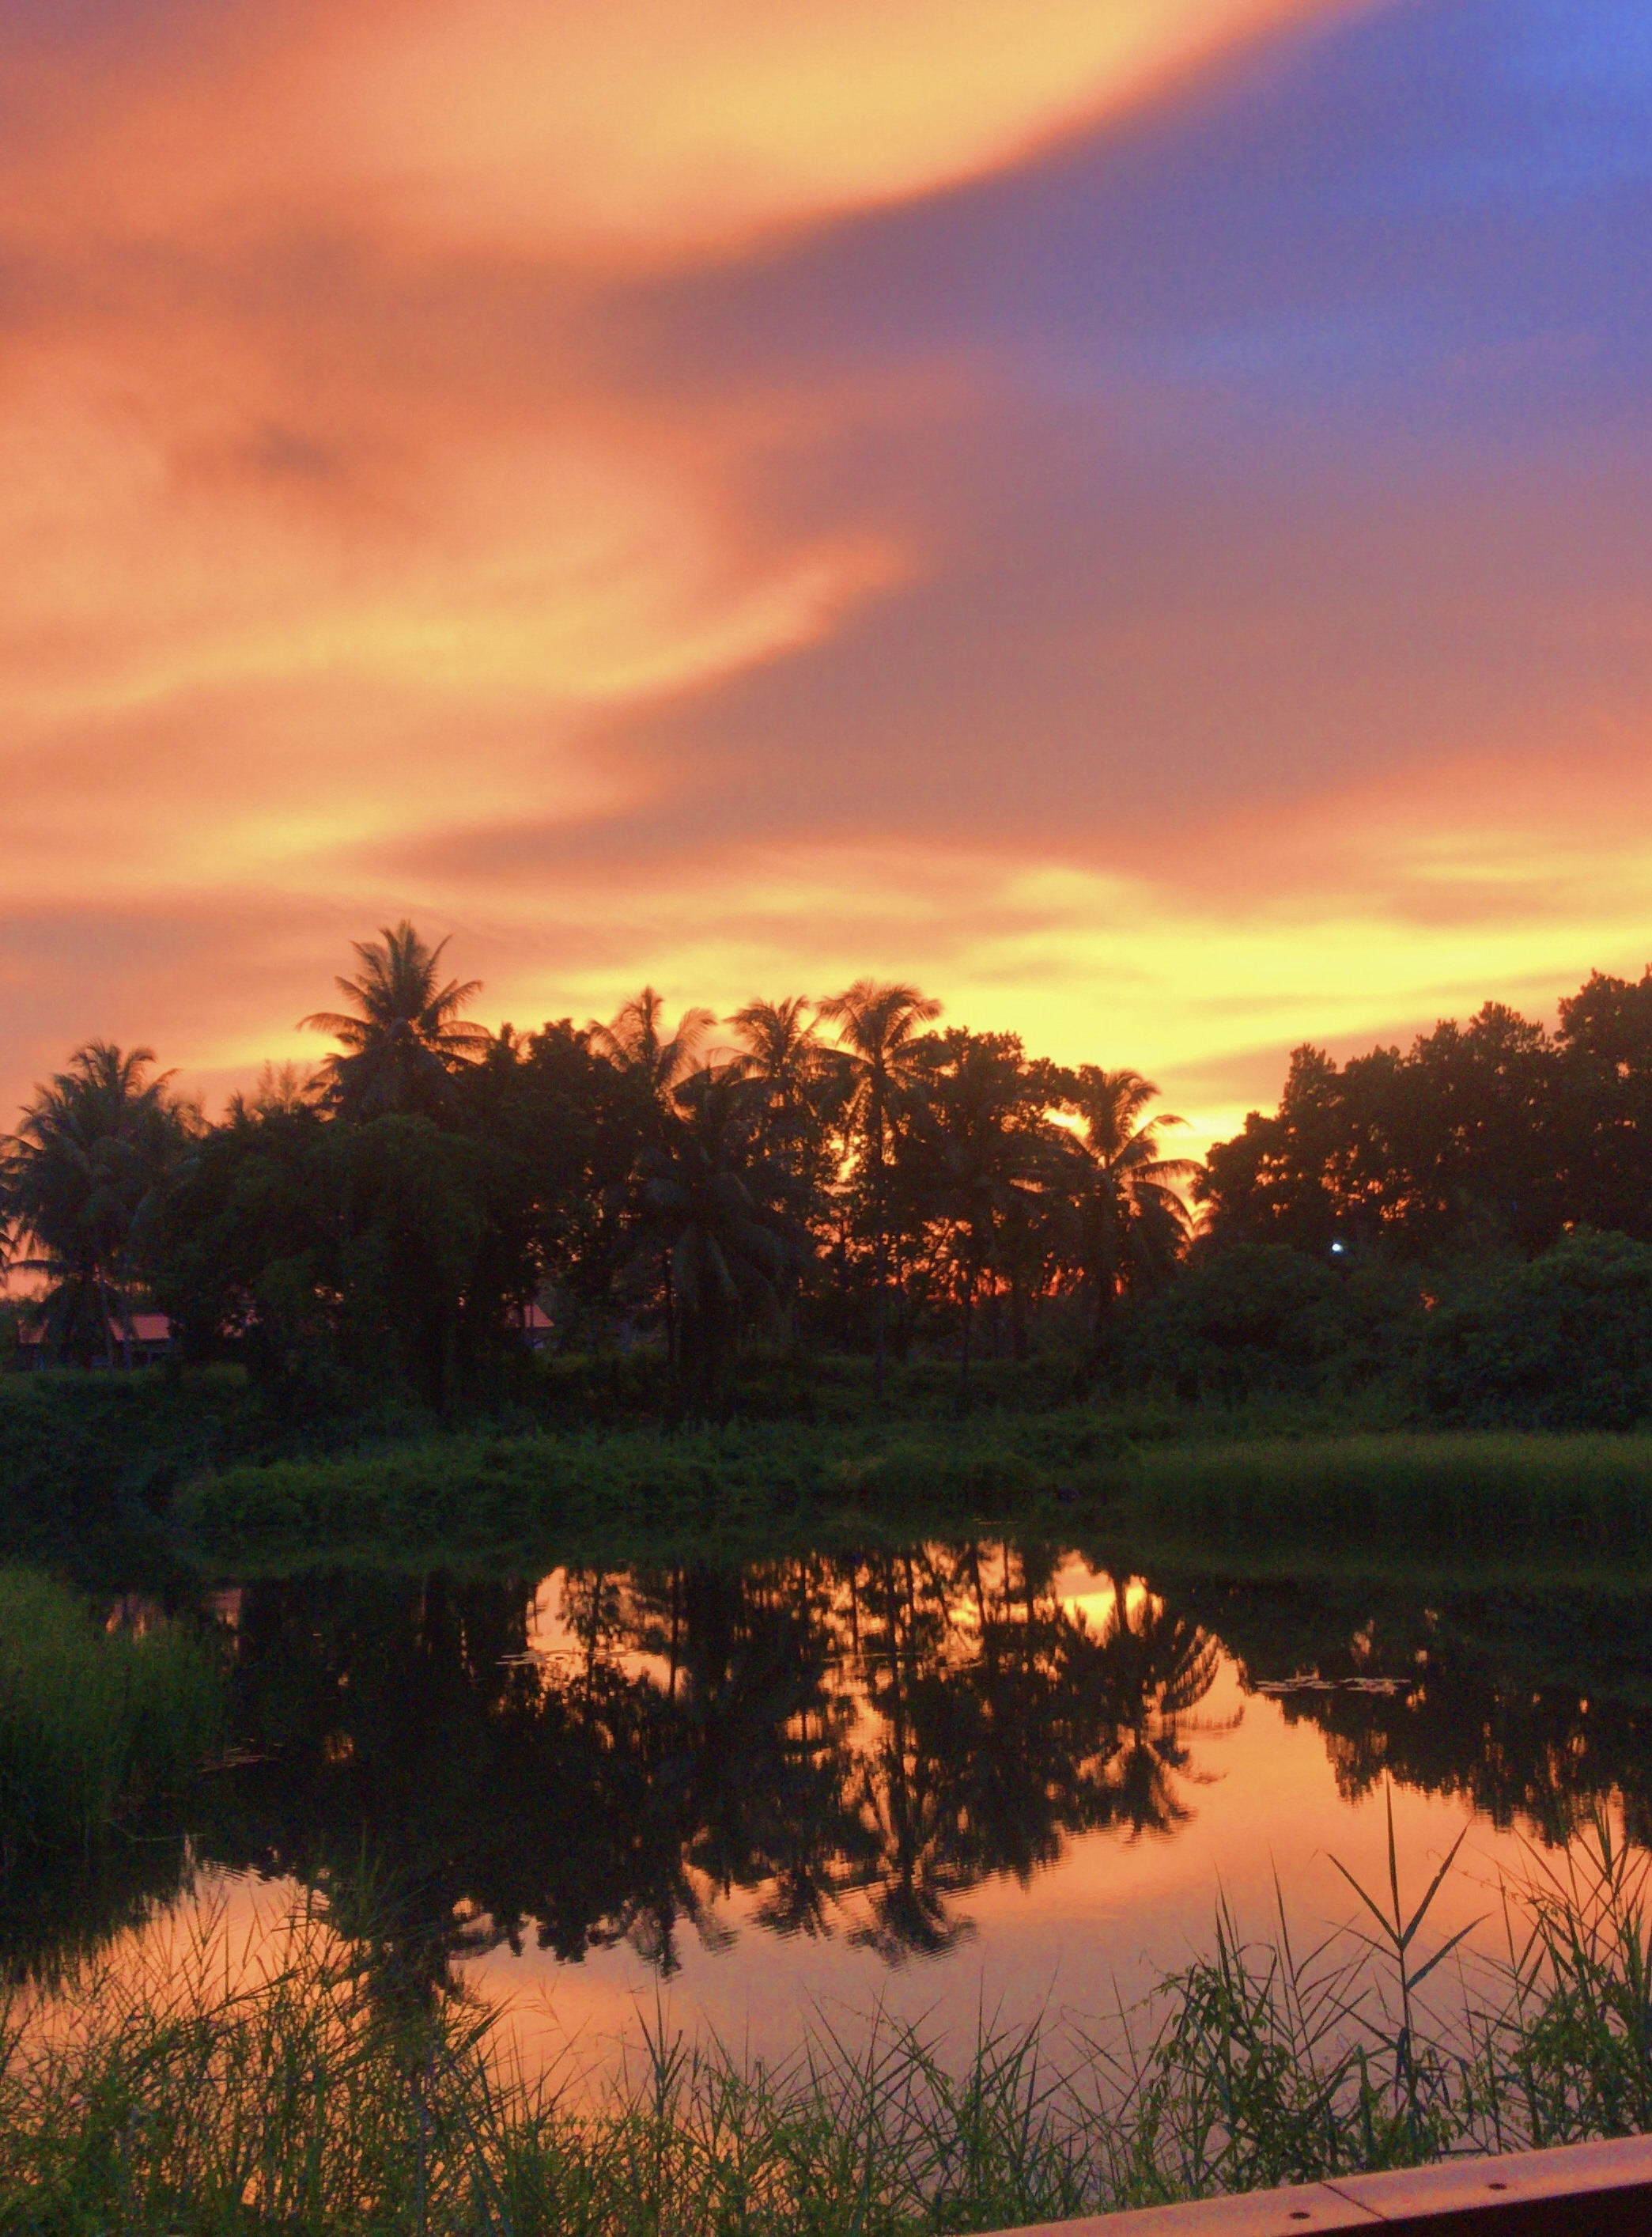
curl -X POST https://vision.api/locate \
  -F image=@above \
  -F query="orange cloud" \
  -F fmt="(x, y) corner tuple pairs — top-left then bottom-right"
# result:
(2, 0), (1647, 1176)
(7, 0), (1371, 263)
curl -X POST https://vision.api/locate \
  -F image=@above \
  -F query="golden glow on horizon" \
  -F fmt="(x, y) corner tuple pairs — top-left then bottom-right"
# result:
(134, 760), (1652, 1165)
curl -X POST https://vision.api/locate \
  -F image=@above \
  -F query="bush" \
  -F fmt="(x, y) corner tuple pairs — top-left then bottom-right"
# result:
(1421, 1232), (1652, 1430)
(1109, 1244), (1420, 1405)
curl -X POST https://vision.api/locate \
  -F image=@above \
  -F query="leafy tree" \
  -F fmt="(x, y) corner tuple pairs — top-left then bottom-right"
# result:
(1420, 1230), (1652, 1430)
(1, 1043), (196, 1365)
(152, 1100), (524, 1408)
(1203, 1006), (1561, 1259)
(147, 1092), (335, 1382)
(1553, 968), (1652, 1241)
(301, 922), (490, 1120)
(815, 980), (942, 1391)
(1110, 1242), (1420, 1404)
(329, 1115), (508, 1408)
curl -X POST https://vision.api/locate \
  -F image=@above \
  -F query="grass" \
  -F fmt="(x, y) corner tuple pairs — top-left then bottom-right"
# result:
(0, 1569), (222, 1859)
(1124, 1432), (1652, 1557)
(176, 1410), (1133, 1570)
(3, 1805), (1652, 2234)
(178, 1413), (1652, 1578)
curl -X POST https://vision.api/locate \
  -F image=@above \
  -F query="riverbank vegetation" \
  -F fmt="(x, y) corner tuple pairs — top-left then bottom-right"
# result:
(181, 1420), (1652, 1577)
(0, 1569), (220, 1857)
(4, 1814), (1651, 2234)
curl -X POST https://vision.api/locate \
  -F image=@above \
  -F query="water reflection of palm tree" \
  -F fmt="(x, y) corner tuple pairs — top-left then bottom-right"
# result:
(1093, 1574), (1228, 1838)
(839, 1550), (1227, 1959)
(191, 1550), (1230, 1993)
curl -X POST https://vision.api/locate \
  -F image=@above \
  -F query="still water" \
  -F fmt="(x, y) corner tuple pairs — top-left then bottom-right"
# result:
(32, 1544), (1652, 2075)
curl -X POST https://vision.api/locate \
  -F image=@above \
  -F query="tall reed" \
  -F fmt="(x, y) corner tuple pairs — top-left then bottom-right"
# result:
(0, 1568), (221, 1857)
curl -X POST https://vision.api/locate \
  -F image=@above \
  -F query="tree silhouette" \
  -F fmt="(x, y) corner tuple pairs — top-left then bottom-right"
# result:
(1, 1042), (195, 1365)
(630, 1069), (805, 1410)
(725, 995), (845, 1209)
(589, 987), (716, 1131)
(301, 922), (490, 1121)
(816, 980), (942, 1393)
(1064, 1066), (1197, 1344)
(903, 1031), (1069, 1396)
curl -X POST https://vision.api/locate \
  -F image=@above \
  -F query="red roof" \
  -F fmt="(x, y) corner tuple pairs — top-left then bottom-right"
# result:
(18, 1313), (171, 1346)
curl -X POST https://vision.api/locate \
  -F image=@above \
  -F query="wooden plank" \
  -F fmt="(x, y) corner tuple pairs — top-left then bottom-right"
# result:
(981, 2133), (1652, 2237)
(1325, 2133), (1652, 2231)
(985, 2182), (1382, 2237)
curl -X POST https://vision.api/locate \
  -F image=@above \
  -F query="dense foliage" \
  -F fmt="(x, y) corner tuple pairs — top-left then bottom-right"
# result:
(1, 925), (1194, 1411)
(1201, 968), (1652, 1257)
(7, 937), (1652, 1431)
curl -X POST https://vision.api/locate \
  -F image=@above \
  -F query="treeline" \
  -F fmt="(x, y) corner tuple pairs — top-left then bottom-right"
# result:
(1204, 974), (1652, 1255)
(0, 925), (1193, 1410)
(7, 933), (1652, 1427)
(1147, 967), (1652, 1425)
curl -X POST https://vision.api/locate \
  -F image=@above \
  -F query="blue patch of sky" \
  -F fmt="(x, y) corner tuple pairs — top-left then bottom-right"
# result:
(973, 0), (1652, 438)
(647, 0), (1650, 426)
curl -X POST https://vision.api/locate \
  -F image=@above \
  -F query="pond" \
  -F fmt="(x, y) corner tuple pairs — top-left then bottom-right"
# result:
(17, 1540), (1652, 2081)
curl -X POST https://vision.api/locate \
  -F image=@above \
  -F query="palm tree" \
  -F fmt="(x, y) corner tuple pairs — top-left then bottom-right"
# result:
(909, 1032), (1068, 1399)
(300, 922), (490, 1119)
(1065, 1067), (1199, 1343)
(725, 996), (826, 1107)
(630, 1070), (803, 1413)
(1094, 1576), (1225, 1838)
(589, 988), (716, 1127)
(815, 979), (942, 1392)
(725, 996), (845, 1199)
(1, 1043), (193, 1365)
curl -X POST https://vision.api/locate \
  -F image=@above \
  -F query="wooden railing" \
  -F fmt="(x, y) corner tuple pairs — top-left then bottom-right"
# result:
(983, 2134), (1652, 2235)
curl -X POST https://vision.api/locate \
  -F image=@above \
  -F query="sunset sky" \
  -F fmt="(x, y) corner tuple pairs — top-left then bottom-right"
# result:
(4, 0), (1650, 1153)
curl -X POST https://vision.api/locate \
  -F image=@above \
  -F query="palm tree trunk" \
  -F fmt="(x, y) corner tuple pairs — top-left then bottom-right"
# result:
(97, 1265), (116, 1370)
(871, 1081), (887, 1400)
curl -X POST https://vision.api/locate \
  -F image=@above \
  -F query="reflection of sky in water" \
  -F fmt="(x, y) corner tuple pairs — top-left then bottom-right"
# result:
(64, 1551), (1650, 2097)
(478, 1563), (1529, 2086)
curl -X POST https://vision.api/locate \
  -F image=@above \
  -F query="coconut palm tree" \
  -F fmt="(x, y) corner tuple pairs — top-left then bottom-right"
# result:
(1065, 1066), (1200, 1342)
(630, 1069), (804, 1413)
(1, 1042), (193, 1365)
(907, 1032), (1069, 1399)
(589, 988), (716, 1128)
(300, 922), (490, 1120)
(1094, 1576), (1225, 1838)
(815, 979), (942, 1392)
(725, 995), (845, 1197)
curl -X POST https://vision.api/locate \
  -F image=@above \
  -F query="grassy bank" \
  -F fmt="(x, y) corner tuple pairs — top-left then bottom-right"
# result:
(6, 1816), (1652, 2233)
(180, 1414), (1652, 1576)
(179, 1409), (1130, 1569)
(1127, 1430), (1652, 1552)
(0, 1570), (221, 1857)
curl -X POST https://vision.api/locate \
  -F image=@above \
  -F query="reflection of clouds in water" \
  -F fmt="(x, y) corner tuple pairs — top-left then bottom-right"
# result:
(510, 1546), (1234, 1972)
(26, 1551), (1652, 2095)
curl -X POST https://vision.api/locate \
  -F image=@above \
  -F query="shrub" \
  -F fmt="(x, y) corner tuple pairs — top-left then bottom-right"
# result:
(1110, 1244), (1420, 1404)
(1421, 1232), (1652, 1430)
